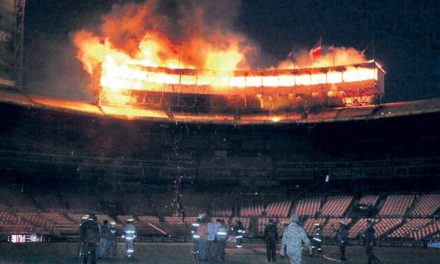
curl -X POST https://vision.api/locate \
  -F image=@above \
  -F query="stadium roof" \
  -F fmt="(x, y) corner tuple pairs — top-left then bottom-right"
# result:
(1, 88), (439, 125)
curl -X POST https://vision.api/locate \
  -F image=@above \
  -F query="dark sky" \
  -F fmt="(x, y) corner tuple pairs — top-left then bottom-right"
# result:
(23, 0), (440, 103)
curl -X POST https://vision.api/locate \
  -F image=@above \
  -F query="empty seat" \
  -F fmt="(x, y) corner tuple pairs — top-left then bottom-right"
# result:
(321, 196), (353, 217)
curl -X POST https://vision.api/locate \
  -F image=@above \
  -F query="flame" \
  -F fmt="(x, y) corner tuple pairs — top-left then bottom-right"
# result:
(278, 47), (367, 69)
(73, 1), (381, 110)
(72, 1), (253, 102)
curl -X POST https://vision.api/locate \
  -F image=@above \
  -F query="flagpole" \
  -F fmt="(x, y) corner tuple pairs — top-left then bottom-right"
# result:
(332, 45), (335, 67)
(372, 38), (375, 61)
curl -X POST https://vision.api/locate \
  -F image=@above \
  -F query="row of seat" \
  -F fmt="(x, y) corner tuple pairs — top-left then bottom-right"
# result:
(411, 194), (440, 216)
(265, 201), (292, 217)
(293, 198), (321, 217)
(320, 196), (353, 217)
(379, 195), (415, 217)
(2, 209), (439, 241)
(1, 189), (438, 219)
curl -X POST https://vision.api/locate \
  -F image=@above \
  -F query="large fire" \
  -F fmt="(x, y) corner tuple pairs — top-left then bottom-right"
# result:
(73, 1), (383, 113)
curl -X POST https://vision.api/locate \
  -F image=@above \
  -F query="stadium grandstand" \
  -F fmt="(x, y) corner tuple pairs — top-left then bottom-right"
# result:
(0, 89), (439, 247)
(0, 3), (439, 263)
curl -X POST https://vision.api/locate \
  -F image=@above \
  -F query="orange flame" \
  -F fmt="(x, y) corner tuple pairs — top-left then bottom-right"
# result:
(278, 47), (367, 69)
(73, 1), (379, 109)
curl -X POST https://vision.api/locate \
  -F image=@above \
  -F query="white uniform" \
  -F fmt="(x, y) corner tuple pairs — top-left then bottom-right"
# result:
(281, 223), (311, 264)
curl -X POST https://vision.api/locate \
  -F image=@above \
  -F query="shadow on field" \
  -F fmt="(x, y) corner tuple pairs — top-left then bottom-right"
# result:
(0, 242), (438, 264)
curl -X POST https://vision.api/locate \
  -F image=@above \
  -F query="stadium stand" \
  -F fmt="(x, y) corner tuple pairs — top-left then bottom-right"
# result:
(1, 190), (439, 244)
(0, 87), (439, 250)
(348, 218), (380, 239)
(265, 200), (292, 217)
(409, 220), (440, 240)
(39, 212), (75, 226)
(379, 195), (415, 217)
(67, 213), (115, 225)
(359, 195), (379, 206)
(240, 204), (265, 217)
(320, 196), (353, 217)
(138, 215), (160, 225)
(322, 218), (352, 238)
(17, 212), (53, 230)
(256, 217), (288, 237)
(388, 218), (431, 239)
(410, 194), (440, 217)
(231, 217), (250, 232)
(116, 214), (157, 235)
(0, 211), (32, 230)
(211, 208), (232, 217)
(256, 217), (270, 237)
(210, 193), (234, 217)
(164, 216), (184, 225)
(303, 218), (327, 236)
(293, 198), (321, 217)
(374, 218), (402, 238)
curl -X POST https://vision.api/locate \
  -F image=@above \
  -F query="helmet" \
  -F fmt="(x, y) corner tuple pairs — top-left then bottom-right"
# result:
(315, 223), (321, 226)
(82, 214), (90, 221)
(339, 220), (346, 225)
(126, 218), (134, 223)
(89, 214), (97, 222)
(110, 221), (116, 227)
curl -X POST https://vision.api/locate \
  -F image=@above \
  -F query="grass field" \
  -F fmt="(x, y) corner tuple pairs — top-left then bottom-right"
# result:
(0, 242), (438, 264)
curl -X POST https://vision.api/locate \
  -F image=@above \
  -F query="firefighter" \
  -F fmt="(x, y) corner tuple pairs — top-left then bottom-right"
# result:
(312, 223), (323, 253)
(216, 219), (228, 261)
(264, 218), (278, 263)
(80, 214), (100, 264)
(337, 220), (348, 262)
(233, 220), (245, 248)
(77, 214), (89, 258)
(121, 218), (136, 258)
(280, 214), (312, 264)
(108, 221), (118, 258)
(191, 214), (204, 258)
(365, 219), (380, 264)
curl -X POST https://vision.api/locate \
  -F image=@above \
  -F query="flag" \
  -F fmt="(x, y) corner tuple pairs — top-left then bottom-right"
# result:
(328, 44), (335, 53)
(309, 44), (322, 59)
(328, 44), (336, 66)
(287, 50), (295, 60)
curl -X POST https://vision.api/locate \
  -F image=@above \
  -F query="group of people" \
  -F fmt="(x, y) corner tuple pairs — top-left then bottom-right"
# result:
(192, 215), (244, 262)
(78, 214), (137, 264)
(279, 215), (381, 264)
(79, 213), (380, 264)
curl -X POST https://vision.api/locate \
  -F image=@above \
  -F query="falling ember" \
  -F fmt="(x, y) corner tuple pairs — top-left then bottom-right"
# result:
(73, 0), (385, 114)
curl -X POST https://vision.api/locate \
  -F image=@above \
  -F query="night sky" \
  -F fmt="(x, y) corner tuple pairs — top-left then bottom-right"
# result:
(23, 0), (440, 103)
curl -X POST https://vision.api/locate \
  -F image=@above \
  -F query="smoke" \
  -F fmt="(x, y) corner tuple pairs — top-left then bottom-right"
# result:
(79, 0), (366, 71)
(101, 0), (243, 50)
(278, 46), (367, 69)
(23, 33), (92, 101)
(98, 0), (256, 69)
(25, 0), (369, 102)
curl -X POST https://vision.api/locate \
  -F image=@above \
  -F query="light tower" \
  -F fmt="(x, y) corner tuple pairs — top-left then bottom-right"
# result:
(14, 0), (25, 90)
